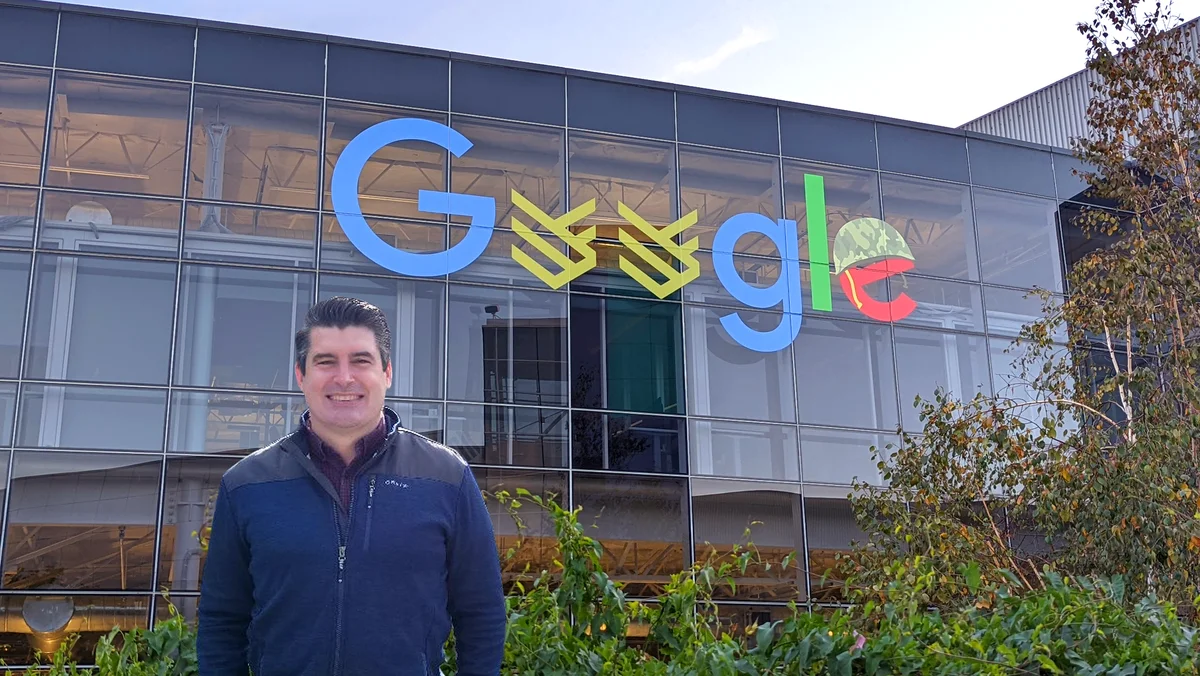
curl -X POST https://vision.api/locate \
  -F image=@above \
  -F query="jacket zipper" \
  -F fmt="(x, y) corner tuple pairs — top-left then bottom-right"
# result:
(364, 475), (377, 552)
(332, 481), (357, 675)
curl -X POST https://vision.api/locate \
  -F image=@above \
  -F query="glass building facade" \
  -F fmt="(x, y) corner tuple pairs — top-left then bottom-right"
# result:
(0, 0), (1090, 663)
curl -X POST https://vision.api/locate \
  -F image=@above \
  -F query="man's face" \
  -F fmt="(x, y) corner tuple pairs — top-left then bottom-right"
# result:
(296, 326), (392, 434)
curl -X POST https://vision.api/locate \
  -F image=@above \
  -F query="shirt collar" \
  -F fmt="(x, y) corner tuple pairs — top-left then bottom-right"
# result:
(302, 407), (397, 464)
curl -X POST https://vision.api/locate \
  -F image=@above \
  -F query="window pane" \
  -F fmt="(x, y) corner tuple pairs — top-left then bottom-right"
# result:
(159, 456), (234, 593)
(984, 285), (1065, 342)
(780, 108), (876, 169)
(0, 66), (50, 185)
(567, 78), (674, 140)
(319, 215), (447, 274)
(570, 295), (683, 415)
(4, 452), (160, 591)
(450, 61), (563, 126)
(184, 202), (316, 267)
(684, 306), (797, 423)
(568, 132), (675, 241)
(168, 391), (305, 455)
(188, 87), (322, 209)
(0, 186), (38, 247)
(446, 403), (567, 468)
(804, 496), (866, 602)
(473, 468), (566, 594)
(680, 146), (781, 255)
(446, 285), (567, 406)
(323, 103), (447, 220)
(317, 273), (445, 400)
(17, 384), (166, 451)
(783, 161), (880, 262)
(793, 317), (899, 431)
(174, 265), (314, 391)
(0, 594), (150, 666)
(973, 188), (1063, 291)
(881, 175), (978, 281)
(195, 29), (324, 96)
(692, 478), (804, 601)
(677, 93), (778, 155)
(877, 124), (968, 183)
(450, 118), (563, 228)
(448, 224), (569, 289)
(894, 327), (992, 431)
(801, 427), (898, 486)
(0, 382), (14, 446)
(57, 14), (194, 80)
(39, 191), (182, 257)
(0, 251), (31, 378)
(388, 399), (444, 442)
(26, 255), (175, 385)
(889, 274), (984, 333)
(690, 419), (798, 481)
(327, 45), (448, 110)
(0, 6), (57, 67)
(968, 139), (1056, 198)
(691, 252), (851, 317)
(572, 411), (685, 474)
(46, 73), (190, 197)
(572, 473), (689, 597)
(572, 240), (680, 301)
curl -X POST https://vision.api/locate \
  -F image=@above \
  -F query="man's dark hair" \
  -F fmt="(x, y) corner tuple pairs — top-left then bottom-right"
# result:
(295, 297), (391, 374)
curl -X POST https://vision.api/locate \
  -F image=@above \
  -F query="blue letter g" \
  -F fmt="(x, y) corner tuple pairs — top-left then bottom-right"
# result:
(711, 214), (803, 353)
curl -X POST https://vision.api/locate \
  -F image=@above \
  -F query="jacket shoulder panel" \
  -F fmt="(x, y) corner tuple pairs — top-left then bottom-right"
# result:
(222, 435), (308, 493)
(380, 429), (469, 487)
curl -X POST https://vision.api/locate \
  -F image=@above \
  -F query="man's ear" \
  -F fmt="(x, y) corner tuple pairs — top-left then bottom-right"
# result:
(295, 362), (305, 388)
(384, 360), (393, 390)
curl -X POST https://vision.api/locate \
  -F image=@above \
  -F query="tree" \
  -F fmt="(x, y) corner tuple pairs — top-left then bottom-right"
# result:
(844, 0), (1200, 615)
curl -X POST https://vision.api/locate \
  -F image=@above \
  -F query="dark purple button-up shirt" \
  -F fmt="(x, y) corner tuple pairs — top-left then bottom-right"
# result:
(304, 414), (389, 512)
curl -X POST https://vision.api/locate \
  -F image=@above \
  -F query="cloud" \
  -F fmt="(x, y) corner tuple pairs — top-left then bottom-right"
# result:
(673, 25), (775, 76)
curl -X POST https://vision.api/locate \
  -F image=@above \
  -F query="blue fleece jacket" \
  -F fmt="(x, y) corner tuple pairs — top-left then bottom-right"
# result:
(197, 409), (506, 675)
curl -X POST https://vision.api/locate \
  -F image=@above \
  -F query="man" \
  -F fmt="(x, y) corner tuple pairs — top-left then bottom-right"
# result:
(198, 296), (506, 675)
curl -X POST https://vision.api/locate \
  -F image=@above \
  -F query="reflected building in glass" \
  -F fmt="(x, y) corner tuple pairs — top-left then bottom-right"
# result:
(0, 0), (1091, 664)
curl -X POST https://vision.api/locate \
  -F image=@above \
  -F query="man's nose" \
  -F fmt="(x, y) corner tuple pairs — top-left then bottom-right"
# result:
(333, 362), (355, 384)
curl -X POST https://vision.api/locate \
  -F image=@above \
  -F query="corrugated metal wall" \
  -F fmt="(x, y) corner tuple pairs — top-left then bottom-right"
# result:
(961, 18), (1200, 149)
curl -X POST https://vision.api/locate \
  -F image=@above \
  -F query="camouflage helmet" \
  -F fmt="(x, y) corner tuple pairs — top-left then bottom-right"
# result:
(832, 217), (915, 275)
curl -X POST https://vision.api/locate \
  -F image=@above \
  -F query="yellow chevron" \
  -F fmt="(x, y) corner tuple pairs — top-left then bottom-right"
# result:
(616, 203), (700, 298)
(509, 191), (597, 289)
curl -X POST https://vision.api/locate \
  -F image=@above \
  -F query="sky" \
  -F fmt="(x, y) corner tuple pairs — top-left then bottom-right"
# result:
(63, 0), (1200, 128)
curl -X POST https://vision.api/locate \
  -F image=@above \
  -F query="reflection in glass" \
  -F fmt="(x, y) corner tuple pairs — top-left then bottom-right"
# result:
(894, 327), (992, 431)
(450, 118), (563, 228)
(188, 87), (322, 209)
(974, 188), (1063, 292)
(793, 317), (898, 431)
(446, 403), (567, 467)
(570, 295), (683, 415)
(320, 215), (446, 274)
(568, 132), (675, 242)
(158, 457), (234, 598)
(684, 306), (796, 423)
(800, 427), (898, 486)
(0, 66), (51, 186)
(572, 473), (688, 597)
(174, 265), (314, 391)
(17, 384), (166, 451)
(783, 160), (881, 262)
(25, 255), (175, 385)
(47, 73), (190, 196)
(168, 391), (305, 454)
(679, 146), (780, 255)
(804, 497), (867, 602)
(473, 468), (565, 594)
(888, 274), (984, 332)
(881, 175), (978, 281)
(0, 383), (13, 446)
(39, 191), (182, 257)
(0, 594), (149, 666)
(0, 251), (31, 378)
(323, 103), (447, 220)
(446, 285), (567, 406)
(692, 478), (804, 600)
(448, 225), (567, 289)
(387, 400), (444, 442)
(572, 411), (685, 474)
(571, 240), (679, 300)
(984, 286), (1065, 341)
(4, 452), (160, 591)
(0, 186), (38, 247)
(184, 202), (316, 266)
(689, 419), (798, 481)
(989, 338), (1077, 433)
(318, 274), (445, 399)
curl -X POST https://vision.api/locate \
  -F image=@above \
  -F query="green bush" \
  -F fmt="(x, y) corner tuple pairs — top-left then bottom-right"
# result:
(5, 490), (1199, 674)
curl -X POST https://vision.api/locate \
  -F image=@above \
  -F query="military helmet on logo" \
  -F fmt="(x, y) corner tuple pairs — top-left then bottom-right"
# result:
(832, 217), (917, 322)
